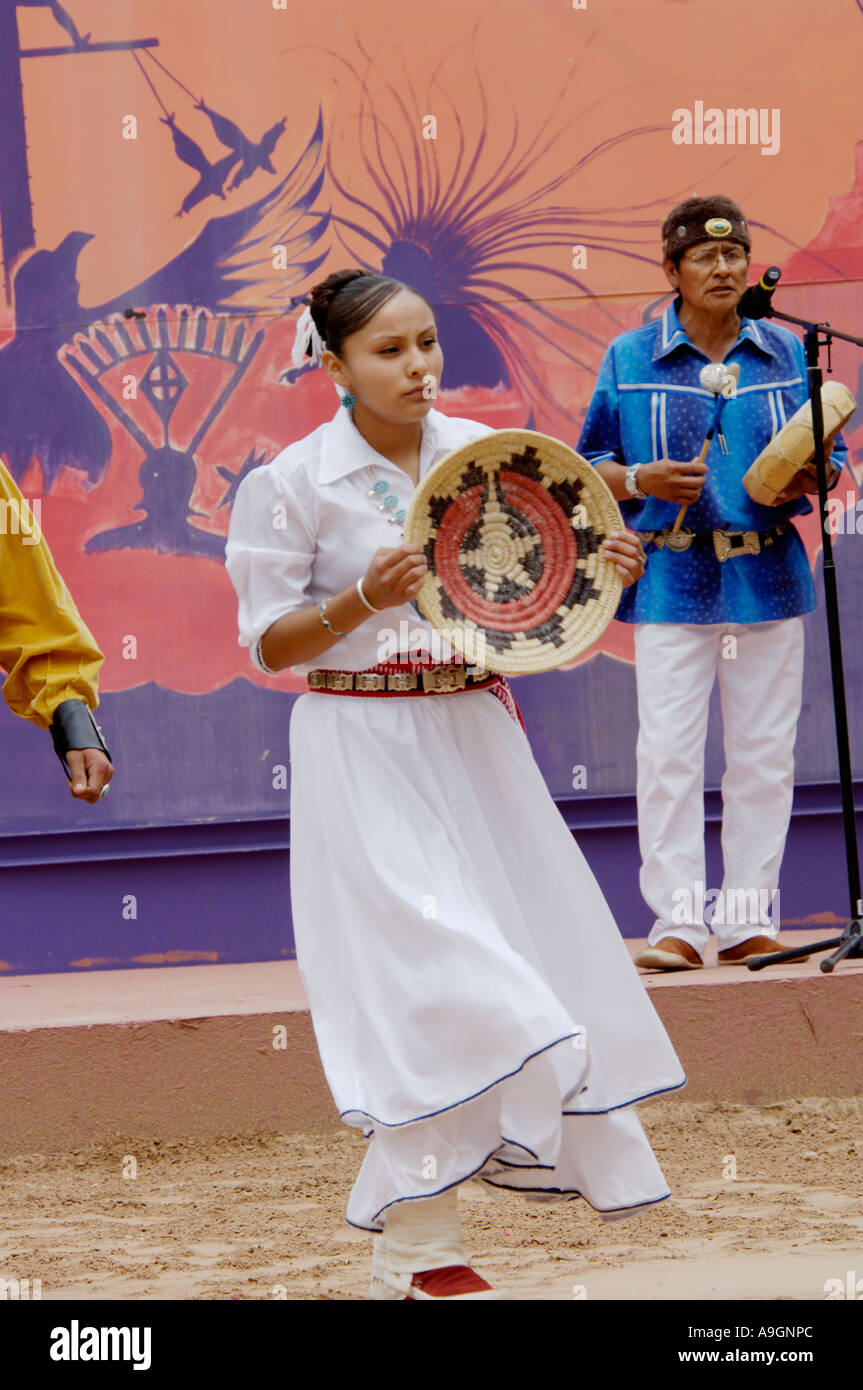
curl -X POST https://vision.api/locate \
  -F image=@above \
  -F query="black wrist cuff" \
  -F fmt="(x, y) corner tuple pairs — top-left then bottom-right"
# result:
(50, 699), (111, 775)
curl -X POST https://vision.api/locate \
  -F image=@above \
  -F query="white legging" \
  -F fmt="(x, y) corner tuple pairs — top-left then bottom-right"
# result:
(377, 1187), (463, 1269)
(371, 1187), (466, 1295)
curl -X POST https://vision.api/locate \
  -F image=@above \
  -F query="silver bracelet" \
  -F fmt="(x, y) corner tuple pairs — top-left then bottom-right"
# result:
(254, 636), (279, 675)
(319, 600), (346, 638)
(356, 576), (380, 613)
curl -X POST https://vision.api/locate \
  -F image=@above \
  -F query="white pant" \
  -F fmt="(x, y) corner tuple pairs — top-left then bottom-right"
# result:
(634, 619), (804, 955)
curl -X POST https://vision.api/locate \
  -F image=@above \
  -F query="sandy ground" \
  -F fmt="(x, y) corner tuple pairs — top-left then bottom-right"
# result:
(2, 1096), (862, 1302)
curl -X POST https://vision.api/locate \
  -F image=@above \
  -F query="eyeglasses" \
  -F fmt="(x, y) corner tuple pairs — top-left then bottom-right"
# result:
(683, 245), (749, 269)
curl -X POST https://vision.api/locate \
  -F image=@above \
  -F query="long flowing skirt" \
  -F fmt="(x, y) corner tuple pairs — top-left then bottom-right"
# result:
(288, 686), (686, 1232)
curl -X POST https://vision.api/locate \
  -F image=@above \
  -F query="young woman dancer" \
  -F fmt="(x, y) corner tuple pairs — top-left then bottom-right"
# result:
(225, 269), (686, 1301)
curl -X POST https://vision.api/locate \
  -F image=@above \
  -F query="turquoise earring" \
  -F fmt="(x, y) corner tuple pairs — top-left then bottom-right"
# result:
(341, 391), (356, 409)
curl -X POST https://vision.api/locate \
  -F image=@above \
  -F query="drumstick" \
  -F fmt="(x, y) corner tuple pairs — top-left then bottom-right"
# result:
(671, 393), (725, 534)
(671, 363), (740, 534)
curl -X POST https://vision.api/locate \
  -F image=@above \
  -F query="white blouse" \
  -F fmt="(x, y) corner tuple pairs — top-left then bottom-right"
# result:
(225, 405), (494, 676)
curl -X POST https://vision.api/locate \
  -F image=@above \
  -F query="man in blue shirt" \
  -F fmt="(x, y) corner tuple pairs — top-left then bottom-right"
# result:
(578, 195), (843, 970)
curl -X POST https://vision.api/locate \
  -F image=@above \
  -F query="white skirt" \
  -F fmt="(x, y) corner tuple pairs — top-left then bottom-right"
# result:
(288, 685), (686, 1232)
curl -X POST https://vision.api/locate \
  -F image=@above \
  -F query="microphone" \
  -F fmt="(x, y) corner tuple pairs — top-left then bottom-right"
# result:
(737, 266), (781, 320)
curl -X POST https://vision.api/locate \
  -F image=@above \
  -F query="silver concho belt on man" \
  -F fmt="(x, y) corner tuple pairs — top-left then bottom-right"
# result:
(637, 522), (789, 560)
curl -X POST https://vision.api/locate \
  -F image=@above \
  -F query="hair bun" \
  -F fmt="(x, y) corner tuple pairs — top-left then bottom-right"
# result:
(308, 269), (371, 342)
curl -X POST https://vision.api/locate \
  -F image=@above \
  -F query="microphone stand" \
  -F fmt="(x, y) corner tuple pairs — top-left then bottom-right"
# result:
(746, 306), (863, 973)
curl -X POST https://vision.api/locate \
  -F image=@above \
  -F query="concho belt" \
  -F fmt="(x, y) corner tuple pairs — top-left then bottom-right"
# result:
(637, 522), (789, 559)
(307, 661), (497, 696)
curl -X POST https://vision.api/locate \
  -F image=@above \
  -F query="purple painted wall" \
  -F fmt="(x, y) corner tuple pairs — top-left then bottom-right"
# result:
(2, 548), (860, 975)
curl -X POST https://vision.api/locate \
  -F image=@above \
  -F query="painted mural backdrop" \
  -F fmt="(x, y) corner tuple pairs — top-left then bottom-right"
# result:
(1, 0), (861, 832)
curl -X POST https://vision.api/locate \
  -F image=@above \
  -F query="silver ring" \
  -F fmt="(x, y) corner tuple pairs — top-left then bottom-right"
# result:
(99, 785), (110, 799)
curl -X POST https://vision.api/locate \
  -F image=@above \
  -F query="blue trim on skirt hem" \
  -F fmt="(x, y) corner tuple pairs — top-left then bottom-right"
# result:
(339, 1031), (584, 1129)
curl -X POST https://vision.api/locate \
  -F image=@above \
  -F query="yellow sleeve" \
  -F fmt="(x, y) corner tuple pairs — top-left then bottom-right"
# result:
(0, 462), (105, 731)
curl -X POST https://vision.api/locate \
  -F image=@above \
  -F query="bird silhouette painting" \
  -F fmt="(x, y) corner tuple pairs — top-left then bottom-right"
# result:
(194, 100), (288, 192)
(159, 113), (239, 217)
(0, 112), (328, 493)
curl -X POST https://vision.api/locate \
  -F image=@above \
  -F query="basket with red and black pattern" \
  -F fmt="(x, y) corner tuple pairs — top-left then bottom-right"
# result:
(403, 429), (624, 675)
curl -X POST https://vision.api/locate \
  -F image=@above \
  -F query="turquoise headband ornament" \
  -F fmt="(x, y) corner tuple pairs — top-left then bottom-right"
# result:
(663, 209), (750, 258)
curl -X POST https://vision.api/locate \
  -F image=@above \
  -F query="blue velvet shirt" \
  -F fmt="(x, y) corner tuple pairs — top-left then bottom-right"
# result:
(577, 300), (846, 624)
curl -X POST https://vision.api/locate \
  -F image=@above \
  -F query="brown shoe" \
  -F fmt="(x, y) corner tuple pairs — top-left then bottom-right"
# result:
(717, 935), (810, 965)
(634, 937), (703, 971)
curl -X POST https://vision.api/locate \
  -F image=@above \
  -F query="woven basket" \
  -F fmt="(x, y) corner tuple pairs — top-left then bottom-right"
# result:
(403, 429), (624, 675)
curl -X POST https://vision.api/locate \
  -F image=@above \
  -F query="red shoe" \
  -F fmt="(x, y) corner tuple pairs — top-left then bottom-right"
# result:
(407, 1264), (508, 1300)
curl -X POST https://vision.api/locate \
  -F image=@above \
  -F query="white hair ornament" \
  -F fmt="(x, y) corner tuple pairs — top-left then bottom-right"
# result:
(289, 305), (326, 368)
